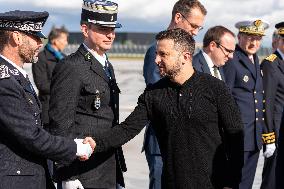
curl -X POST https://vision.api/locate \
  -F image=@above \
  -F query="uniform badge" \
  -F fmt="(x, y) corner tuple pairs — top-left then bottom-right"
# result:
(93, 90), (101, 110)
(28, 98), (33, 104)
(243, 75), (249, 82)
(84, 52), (91, 61)
(0, 65), (10, 79)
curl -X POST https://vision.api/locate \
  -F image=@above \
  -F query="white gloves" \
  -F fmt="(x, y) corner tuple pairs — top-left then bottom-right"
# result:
(74, 138), (93, 158)
(62, 179), (84, 189)
(263, 143), (276, 158)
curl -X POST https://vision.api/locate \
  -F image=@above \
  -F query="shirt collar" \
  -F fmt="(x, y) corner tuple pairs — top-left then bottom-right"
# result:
(0, 54), (27, 77)
(201, 50), (215, 68)
(277, 49), (284, 60)
(83, 43), (107, 66)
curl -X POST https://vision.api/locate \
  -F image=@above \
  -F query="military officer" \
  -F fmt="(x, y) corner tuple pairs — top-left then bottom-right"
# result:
(260, 21), (284, 189)
(48, 0), (126, 188)
(0, 10), (94, 189)
(223, 19), (275, 189)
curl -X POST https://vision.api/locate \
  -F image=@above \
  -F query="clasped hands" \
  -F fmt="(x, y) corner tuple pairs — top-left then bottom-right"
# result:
(74, 137), (96, 161)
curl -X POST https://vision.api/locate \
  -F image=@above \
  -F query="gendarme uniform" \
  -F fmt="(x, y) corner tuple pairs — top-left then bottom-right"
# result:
(0, 11), (77, 189)
(260, 21), (284, 189)
(223, 19), (273, 189)
(48, 0), (126, 188)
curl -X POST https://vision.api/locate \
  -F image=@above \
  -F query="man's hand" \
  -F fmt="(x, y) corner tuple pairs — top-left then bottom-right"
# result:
(223, 187), (232, 189)
(263, 143), (276, 158)
(83, 137), (96, 151)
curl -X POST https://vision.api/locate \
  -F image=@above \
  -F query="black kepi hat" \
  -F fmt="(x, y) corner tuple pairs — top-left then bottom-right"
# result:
(0, 10), (49, 39)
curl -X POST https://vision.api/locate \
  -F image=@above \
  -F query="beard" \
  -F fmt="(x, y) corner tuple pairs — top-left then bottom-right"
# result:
(18, 38), (39, 64)
(160, 61), (182, 80)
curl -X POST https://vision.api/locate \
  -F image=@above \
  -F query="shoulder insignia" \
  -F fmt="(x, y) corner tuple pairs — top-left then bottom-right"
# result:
(265, 54), (277, 62)
(0, 65), (11, 79)
(84, 52), (91, 61)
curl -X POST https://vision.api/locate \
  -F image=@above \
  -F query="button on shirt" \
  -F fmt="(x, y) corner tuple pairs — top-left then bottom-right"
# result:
(201, 50), (222, 80)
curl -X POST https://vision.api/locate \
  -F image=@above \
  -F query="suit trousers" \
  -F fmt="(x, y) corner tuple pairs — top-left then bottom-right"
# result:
(239, 150), (260, 189)
(145, 152), (162, 189)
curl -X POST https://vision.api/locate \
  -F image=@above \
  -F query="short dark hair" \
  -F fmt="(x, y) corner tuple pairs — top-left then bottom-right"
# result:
(203, 25), (235, 47)
(172, 0), (207, 20)
(48, 26), (68, 43)
(0, 30), (11, 52)
(156, 28), (195, 55)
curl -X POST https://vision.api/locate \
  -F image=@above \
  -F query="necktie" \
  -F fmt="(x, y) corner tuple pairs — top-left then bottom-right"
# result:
(249, 55), (254, 64)
(26, 75), (37, 96)
(213, 66), (221, 80)
(104, 60), (112, 79)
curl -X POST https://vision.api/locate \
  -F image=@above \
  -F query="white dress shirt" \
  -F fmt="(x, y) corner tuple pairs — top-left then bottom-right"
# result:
(201, 50), (222, 80)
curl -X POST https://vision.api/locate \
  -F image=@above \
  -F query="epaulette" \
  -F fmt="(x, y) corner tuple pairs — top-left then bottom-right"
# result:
(262, 132), (276, 144)
(0, 65), (11, 79)
(265, 54), (277, 62)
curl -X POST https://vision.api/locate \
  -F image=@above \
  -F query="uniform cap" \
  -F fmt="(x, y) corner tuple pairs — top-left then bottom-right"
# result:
(275, 22), (284, 37)
(235, 19), (269, 36)
(0, 10), (49, 38)
(81, 0), (122, 28)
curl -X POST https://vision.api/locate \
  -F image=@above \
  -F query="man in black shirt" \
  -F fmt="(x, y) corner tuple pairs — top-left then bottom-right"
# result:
(90, 28), (244, 189)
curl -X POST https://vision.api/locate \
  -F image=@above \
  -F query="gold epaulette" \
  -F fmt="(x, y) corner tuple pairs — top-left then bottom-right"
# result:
(262, 132), (276, 144)
(265, 54), (277, 62)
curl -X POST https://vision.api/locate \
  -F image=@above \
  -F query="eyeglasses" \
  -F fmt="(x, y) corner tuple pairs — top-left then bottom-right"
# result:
(179, 13), (203, 31)
(215, 41), (235, 57)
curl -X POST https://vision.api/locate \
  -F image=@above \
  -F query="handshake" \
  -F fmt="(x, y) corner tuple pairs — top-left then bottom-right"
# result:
(74, 137), (96, 161)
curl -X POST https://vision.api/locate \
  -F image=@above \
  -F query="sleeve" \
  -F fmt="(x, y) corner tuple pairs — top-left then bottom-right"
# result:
(95, 91), (149, 152)
(143, 45), (161, 85)
(261, 61), (277, 144)
(32, 53), (51, 94)
(223, 59), (237, 91)
(0, 78), (77, 165)
(48, 60), (81, 136)
(215, 81), (244, 188)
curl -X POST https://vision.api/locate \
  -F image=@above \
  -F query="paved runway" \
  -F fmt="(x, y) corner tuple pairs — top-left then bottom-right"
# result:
(25, 58), (264, 189)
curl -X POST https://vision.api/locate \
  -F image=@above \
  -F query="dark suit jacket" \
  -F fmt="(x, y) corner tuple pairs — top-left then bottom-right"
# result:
(32, 47), (66, 126)
(261, 50), (284, 139)
(192, 50), (226, 81)
(223, 45), (265, 151)
(49, 44), (125, 188)
(0, 57), (77, 189)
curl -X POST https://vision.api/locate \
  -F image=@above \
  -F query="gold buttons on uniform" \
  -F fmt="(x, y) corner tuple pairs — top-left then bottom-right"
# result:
(256, 118), (259, 121)
(262, 118), (265, 121)
(256, 109), (259, 112)
(263, 109), (266, 112)
(263, 100), (266, 103)
(254, 91), (257, 94)
(255, 100), (258, 103)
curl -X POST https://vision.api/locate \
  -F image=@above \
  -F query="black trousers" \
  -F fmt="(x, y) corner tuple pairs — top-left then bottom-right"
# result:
(261, 150), (277, 189)
(238, 150), (260, 189)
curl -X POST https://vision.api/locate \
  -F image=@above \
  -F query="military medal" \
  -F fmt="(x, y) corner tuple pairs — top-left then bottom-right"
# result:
(93, 90), (101, 110)
(243, 75), (249, 82)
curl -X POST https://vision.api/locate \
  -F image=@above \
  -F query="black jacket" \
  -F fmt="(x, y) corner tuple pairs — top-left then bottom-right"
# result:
(0, 57), (77, 189)
(48, 44), (125, 188)
(261, 50), (284, 140)
(95, 71), (244, 189)
(32, 47), (66, 125)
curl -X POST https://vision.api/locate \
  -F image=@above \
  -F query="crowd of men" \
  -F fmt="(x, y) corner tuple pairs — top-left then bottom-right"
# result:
(0, 0), (284, 189)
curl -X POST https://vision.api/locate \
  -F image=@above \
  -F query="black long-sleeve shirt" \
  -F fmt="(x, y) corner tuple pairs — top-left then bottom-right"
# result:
(95, 71), (244, 189)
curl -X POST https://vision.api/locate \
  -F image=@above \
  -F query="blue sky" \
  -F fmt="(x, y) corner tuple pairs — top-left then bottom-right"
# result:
(1, 0), (283, 47)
